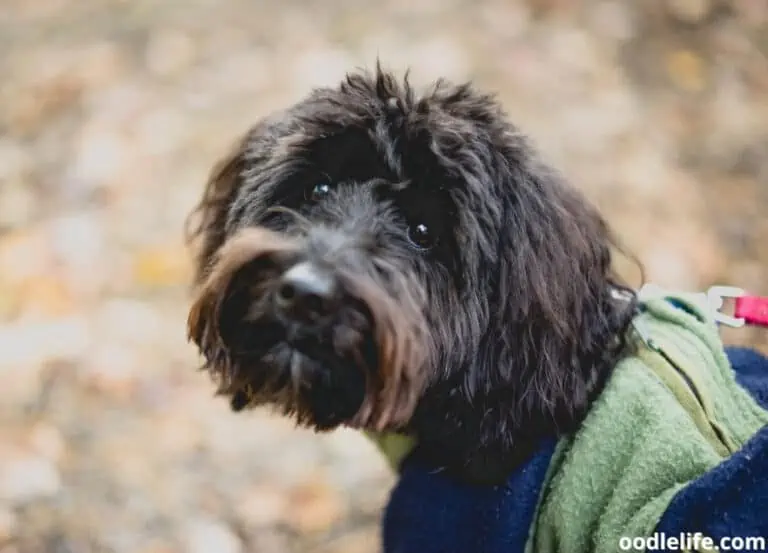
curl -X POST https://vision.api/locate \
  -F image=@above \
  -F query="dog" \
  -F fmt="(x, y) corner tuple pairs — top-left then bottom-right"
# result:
(186, 66), (768, 552)
(185, 65), (637, 481)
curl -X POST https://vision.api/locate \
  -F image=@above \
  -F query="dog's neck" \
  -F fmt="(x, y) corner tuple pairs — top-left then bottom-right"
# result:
(406, 376), (611, 486)
(403, 389), (565, 486)
(404, 291), (637, 486)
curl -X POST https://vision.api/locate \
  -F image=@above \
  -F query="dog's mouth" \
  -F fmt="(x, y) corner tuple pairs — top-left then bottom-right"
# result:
(195, 261), (381, 430)
(221, 310), (375, 430)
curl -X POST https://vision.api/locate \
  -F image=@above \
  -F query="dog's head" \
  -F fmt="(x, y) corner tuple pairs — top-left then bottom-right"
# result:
(186, 66), (637, 480)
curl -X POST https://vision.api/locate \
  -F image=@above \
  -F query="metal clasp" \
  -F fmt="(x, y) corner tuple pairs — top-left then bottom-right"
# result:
(706, 286), (746, 328)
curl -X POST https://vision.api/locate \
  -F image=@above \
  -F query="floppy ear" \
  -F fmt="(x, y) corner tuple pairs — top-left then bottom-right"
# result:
(482, 155), (639, 434)
(185, 137), (248, 286)
(184, 137), (249, 412)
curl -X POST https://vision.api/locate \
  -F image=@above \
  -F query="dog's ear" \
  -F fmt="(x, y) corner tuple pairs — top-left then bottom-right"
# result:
(481, 154), (638, 435)
(185, 151), (247, 404)
(185, 137), (248, 286)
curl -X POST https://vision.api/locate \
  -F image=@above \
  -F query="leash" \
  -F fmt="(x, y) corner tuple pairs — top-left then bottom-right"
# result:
(703, 286), (768, 329)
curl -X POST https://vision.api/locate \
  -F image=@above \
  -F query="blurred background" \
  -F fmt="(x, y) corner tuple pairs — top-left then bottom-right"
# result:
(0, 0), (766, 552)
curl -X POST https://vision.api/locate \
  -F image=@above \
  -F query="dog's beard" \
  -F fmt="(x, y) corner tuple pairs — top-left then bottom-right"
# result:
(187, 227), (430, 432)
(222, 275), (375, 430)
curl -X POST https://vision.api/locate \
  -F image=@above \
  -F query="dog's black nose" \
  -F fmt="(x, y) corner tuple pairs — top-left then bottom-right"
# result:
(275, 262), (338, 323)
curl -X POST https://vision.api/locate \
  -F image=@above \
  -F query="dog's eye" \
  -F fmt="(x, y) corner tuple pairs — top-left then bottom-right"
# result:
(309, 182), (331, 201)
(408, 223), (436, 250)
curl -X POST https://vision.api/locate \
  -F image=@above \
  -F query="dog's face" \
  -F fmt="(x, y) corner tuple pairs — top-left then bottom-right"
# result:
(187, 68), (635, 477)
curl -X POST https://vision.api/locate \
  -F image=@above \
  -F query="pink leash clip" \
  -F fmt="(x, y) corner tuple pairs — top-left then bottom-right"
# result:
(734, 295), (768, 328)
(707, 286), (768, 329)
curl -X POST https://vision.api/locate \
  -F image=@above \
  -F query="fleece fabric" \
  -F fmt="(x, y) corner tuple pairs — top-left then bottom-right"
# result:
(376, 288), (768, 553)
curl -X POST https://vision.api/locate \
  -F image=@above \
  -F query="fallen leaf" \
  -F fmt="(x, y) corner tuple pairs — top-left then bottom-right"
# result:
(18, 276), (75, 317)
(665, 49), (707, 92)
(287, 475), (346, 535)
(132, 245), (191, 287)
(27, 422), (66, 463)
(0, 228), (52, 286)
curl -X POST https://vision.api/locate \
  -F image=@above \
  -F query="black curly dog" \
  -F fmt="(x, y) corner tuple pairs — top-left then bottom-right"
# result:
(186, 66), (639, 485)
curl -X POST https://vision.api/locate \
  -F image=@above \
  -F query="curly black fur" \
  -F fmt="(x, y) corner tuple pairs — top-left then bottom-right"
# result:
(186, 64), (639, 485)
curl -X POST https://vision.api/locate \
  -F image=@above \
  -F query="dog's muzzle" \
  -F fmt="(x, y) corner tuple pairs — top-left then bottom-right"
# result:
(187, 226), (430, 431)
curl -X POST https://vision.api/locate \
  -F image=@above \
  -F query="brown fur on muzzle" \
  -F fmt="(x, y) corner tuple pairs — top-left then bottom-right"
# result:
(187, 227), (430, 431)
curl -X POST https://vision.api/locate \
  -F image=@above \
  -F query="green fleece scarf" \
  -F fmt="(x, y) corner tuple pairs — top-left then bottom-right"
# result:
(368, 287), (768, 552)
